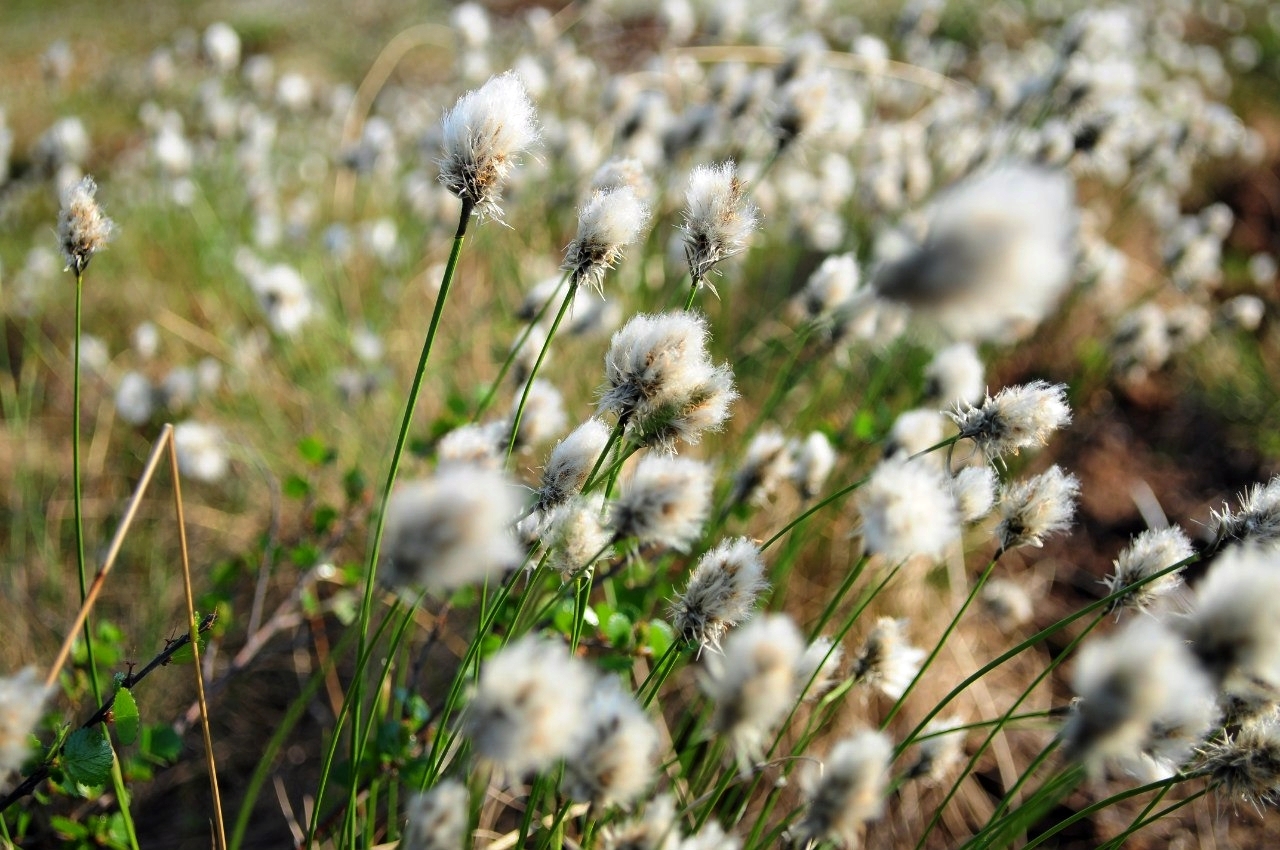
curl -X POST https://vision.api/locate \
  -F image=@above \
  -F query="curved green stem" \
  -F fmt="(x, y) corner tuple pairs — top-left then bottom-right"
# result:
(507, 282), (578, 458)
(473, 272), (568, 422)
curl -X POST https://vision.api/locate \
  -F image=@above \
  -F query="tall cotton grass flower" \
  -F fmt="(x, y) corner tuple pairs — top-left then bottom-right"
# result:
(681, 162), (759, 289)
(536, 418), (611, 510)
(0, 668), (53, 789)
(851, 617), (926, 700)
(173, 421), (229, 483)
(598, 312), (736, 450)
(611, 455), (712, 551)
(672, 538), (769, 653)
(995, 465), (1080, 550)
(563, 186), (650, 293)
(506, 379), (566, 451)
(1178, 546), (1280, 723)
(871, 165), (1078, 342)
(381, 467), (524, 594)
(461, 635), (593, 775)
(794, 730), (892, 848)
(1200, 720), (1280, 807)
(438, 71), (538, 222)
(792, 253), (860, 327)
(773, 72), (830, 152)
(563, 682), (659, 808)
(1063, 620), (1217, 775)
(600, 795), (680, 850)
(789, 431), (837, 501)
(856, 456), (959, 564)
(884, 409), (947, 460)
(1104, 526), (1194, 613)
(1208, 475), (1280, 552)
(907, 717), (968, 783)
(948, 381), (1071, 465)
(949, 466), (998, 523)
(58, 176), (114, 274)
(794, 637), (844, 701)
(982, 579), (1034, 630)
(924, 342), (984, 407)
(545, 495), (613, 577)
(729, 427), (794, 506)
(702, 614), (804, 769)
(401, 780), (469, 850)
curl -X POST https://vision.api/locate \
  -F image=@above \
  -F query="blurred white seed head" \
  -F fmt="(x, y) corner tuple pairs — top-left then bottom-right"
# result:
(794, 636), (844, 701)
(795, 730), (892, 848)
(981, 578), (1034, 630)
(0, 668), (54, 790)
(461, 635), (594, 775)
(537, 418), (611, 510)
(702, 614), (803, 768)
(677, 821), (740, 850)
(381, 467), (524, 594)
(590, 157), (654, 202)
(924, 343), (985, 407)
(793, 253), (860, 326)
(995, 465), (1080, 551)
(672, 537), (769, 653)
(730, 427), (795, 507)
(1104, 526), (1193, 614)
(1200, 719), (1280, 808)
(563, 186), (650, 292)
(562, 681), (659, 808)
(871, 165), (1078, 342)
(58, 176), (114, 275)
(1209, 475), (1280, 552)
(438, 71), (539, 222)
(173, 421), (229, 483)
(852, 617), (926, 700)
(948, 381), (1071, 465)
(507, 379), (567, 451)
(401, 780), (469, 850)
(202, 22), (241, 74)
(774, 72), (830, 151)
(437, 422), (505, 471)
(885, 409), (947, 460)
(1064, 619), (1217, 775)
(856, 456), (959, 564)
(611, 455), (712, 551)
(545, 495), (613, 577)
(949, 465), (998, 523)
(681, 161), (760, 286)
(789, 432), (837, 502)
(908, 717), (968, 784)
(115, 371), (155, 426)
(600, 794), (680, 850)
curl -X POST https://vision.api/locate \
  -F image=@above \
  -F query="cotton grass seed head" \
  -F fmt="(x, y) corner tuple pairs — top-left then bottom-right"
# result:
(610, 455), (712, 551)
(600, 794), (679, 850)
(681, 161), (759, 286)
(545, 495), (613, 577)
(461, 634), (593, 776)
(856, 456), (959, 564)
(924, 342), (985, 407)
(0, 668), (53, 789)
(1104, 526), (1194, 614)
(908, 717), (968, 784)
(789, 431), (836, 501)
(381, 466), (524, 594)
(851, 617), (926, 700)
(438, 71), (538, 222)
(401, 780), (469, 850)
(795, 730), (892, 848)
(948, 380), (1071, 465)
(702, 614), (803, 769)
(537, 418), (611, 510)
(995, 465), (1080, 551)
(793, 253), (860, 326)
(563, 186), (650, 292)
(794, 636), (844, 701)
(58, 175), (114, 275)
(562, 681), (659, 808)
(1209, 475), (1280, 553)
(730, 427), (794, 507)
(1200, 720), (1280, 808)
(672, 537), (769, 653)
(949, 465), (998, 523)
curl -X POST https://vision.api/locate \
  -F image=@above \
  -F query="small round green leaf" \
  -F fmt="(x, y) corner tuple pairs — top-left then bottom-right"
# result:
(63, 727), (113, 789)
(112, 688), (139, 746)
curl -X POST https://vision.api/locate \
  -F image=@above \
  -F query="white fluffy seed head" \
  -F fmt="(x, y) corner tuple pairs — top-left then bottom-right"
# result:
(730, 427), (794, 507)
(0, 668), (54, 790)
(794, 637), (844, 701)
(600, 794), (680, 850)
(537, 418), (611, 509)
(948, 381), (1072, 464)
(507, 379), (567, 451)
(924, 342), (985, 407)
(590, 156), (654, 201)
(884, 409), (947, 460)
(856, 456), (960, 564)
(909, 717), (968, 784)
(438, 71), (539, 222)
(773, 72), (830, 151)
(461, 635), (594, 776)
(1104, 526), (1193, 614)
(789, 432), (837, 501)
(545, 495), (613, 577)
(563, 186), (650, 292)
(793, 253), (860, 326)
(381, 467), (524, 594)
(701, 614), (804, 768)
(173, 420), (230, 483)
(681, 161), (760, 285)
(796, 730), (892, 847)
(852, 617), (926, 700)
(995, 465), (1080, 551)
(401, 780), (469, 850)
(1209, 475), (1280, 552)
(871, 165), (1078, 342)
(437, 422), (505, 471)
(562, 681), (659, 808)
(949, 466), (998, 523)
(1064, 619), (1217, 775)
(1200, 720), (1280, 807)
(58, 175), (115, 275)
(981, 578), (1034, 631)
(672, 538), (769, 653)
(610, 455), (712, 551)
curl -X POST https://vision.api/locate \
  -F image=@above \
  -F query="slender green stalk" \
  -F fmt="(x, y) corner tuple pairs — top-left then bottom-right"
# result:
(1016, 772), (1204, 850)
(881, 558), (999, 729)
(507, 282), (578, 458)
(581, 420), (625, 493)
(1098, 786), (1208, 850)
(107, 744), (140, 850)
(71, 272), (102, 705)
(473, 271), (569, 422)
(683, 275), (701, 312)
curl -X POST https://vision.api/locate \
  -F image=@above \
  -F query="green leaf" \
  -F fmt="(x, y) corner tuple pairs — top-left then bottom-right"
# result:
(343, 467), (367, 503)
(603, 612), (634, 648)
(313, 504), (339, 535)
(283, 474), (311, 500)
(853, 409), (877, 441)
(166, 629), (209, 665)
(112, 688), (139, 746)
(140, 724), (182, 764)
(49, 815), (90, 840)
(645, 620), (675, 658)
(63, 727), (113, 788)
(297, 436), (336, 465)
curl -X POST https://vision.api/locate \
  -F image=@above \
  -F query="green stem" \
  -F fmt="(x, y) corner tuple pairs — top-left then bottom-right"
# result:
(507, 282), (578, 458)
(72, 272), (102, 704)
(1017, 772), (1204, 850)
(473, 272), (568, 422)
(1099, 786), (1208, 850)
(581, 420), (625, 493)
(683, 276), (700, 312)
